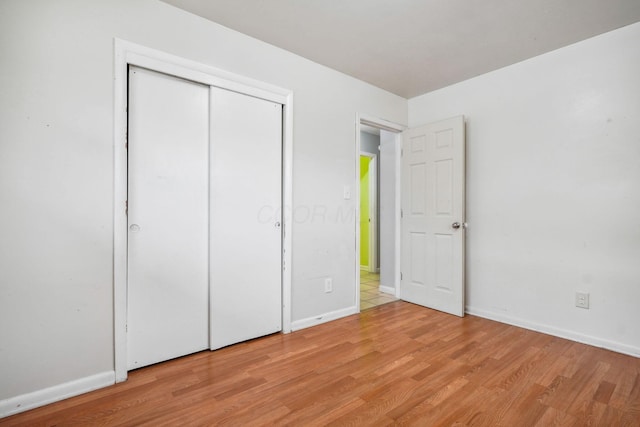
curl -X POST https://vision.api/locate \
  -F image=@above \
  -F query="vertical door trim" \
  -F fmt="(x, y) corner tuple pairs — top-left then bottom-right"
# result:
(355, 114), (405, 311)
(114, 39), (294, 382)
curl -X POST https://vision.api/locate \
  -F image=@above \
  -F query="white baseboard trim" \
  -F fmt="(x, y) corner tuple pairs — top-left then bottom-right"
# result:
(291, 306), (359, 331)
(0, 371), (115, 418)
(379, 285), (395, 295)
(466, 306), (640, 358)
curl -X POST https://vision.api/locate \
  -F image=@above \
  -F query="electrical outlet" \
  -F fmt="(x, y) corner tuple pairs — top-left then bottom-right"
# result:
(324, 277), (333, 293)
(575, 292), (589, 309)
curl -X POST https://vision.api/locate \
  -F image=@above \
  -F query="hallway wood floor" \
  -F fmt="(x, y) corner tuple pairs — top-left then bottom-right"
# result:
(2, 301), (639, 426)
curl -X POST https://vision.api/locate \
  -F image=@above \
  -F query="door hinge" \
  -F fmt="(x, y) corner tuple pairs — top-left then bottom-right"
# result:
(401, 272), (403, 280)
(125, 200), (128, 216)
(401, 209), (403, 218)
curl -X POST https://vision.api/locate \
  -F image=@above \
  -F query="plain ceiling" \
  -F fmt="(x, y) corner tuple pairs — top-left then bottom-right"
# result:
(161, 0), (640, 98)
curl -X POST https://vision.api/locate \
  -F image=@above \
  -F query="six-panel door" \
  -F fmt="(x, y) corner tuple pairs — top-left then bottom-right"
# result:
(401, 116), (466, 317)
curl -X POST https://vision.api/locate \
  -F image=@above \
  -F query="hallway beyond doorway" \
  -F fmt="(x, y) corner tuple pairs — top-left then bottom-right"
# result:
(360, 270), (398, 310)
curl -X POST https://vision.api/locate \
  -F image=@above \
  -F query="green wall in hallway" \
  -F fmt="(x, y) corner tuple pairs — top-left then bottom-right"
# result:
(360, 156), (370, 267)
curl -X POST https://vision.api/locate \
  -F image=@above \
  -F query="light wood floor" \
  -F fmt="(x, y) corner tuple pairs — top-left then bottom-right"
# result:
(360, 270), (398, 310)
(2, 301), (639, 426)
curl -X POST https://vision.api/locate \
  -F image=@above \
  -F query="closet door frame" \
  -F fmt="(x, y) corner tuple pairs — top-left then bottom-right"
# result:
(113, 39), (294, 382)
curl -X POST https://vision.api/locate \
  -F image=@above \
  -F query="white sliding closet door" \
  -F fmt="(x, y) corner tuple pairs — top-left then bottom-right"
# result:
(210, 87), (283, 350)
(127, 66), (209, 369)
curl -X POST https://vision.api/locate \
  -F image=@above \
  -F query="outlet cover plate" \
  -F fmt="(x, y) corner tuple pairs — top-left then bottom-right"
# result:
(324, 278), (333, 293)
(575, 292), (589, 309)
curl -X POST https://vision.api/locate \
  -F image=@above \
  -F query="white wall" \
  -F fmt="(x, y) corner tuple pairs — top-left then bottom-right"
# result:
(0, 0), (406, 408)
(379, 130), (398, 292)
(360, 131), (380, 155)
(409, 23), (640, 356)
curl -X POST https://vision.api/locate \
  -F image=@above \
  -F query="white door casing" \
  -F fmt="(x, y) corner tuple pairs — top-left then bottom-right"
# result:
(209, 87), (283, 350)
(400, 116), (466, 316)
(127, 66), (210, 369)
(355, 114), (405, 311)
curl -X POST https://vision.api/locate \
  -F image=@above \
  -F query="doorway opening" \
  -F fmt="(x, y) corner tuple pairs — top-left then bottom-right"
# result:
(356, 115), (404, 311)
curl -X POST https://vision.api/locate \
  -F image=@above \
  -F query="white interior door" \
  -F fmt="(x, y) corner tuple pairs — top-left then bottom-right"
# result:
(400, 116), (465, 316)
(210, 87), (282, 350)
(127, 66), (210, 369)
